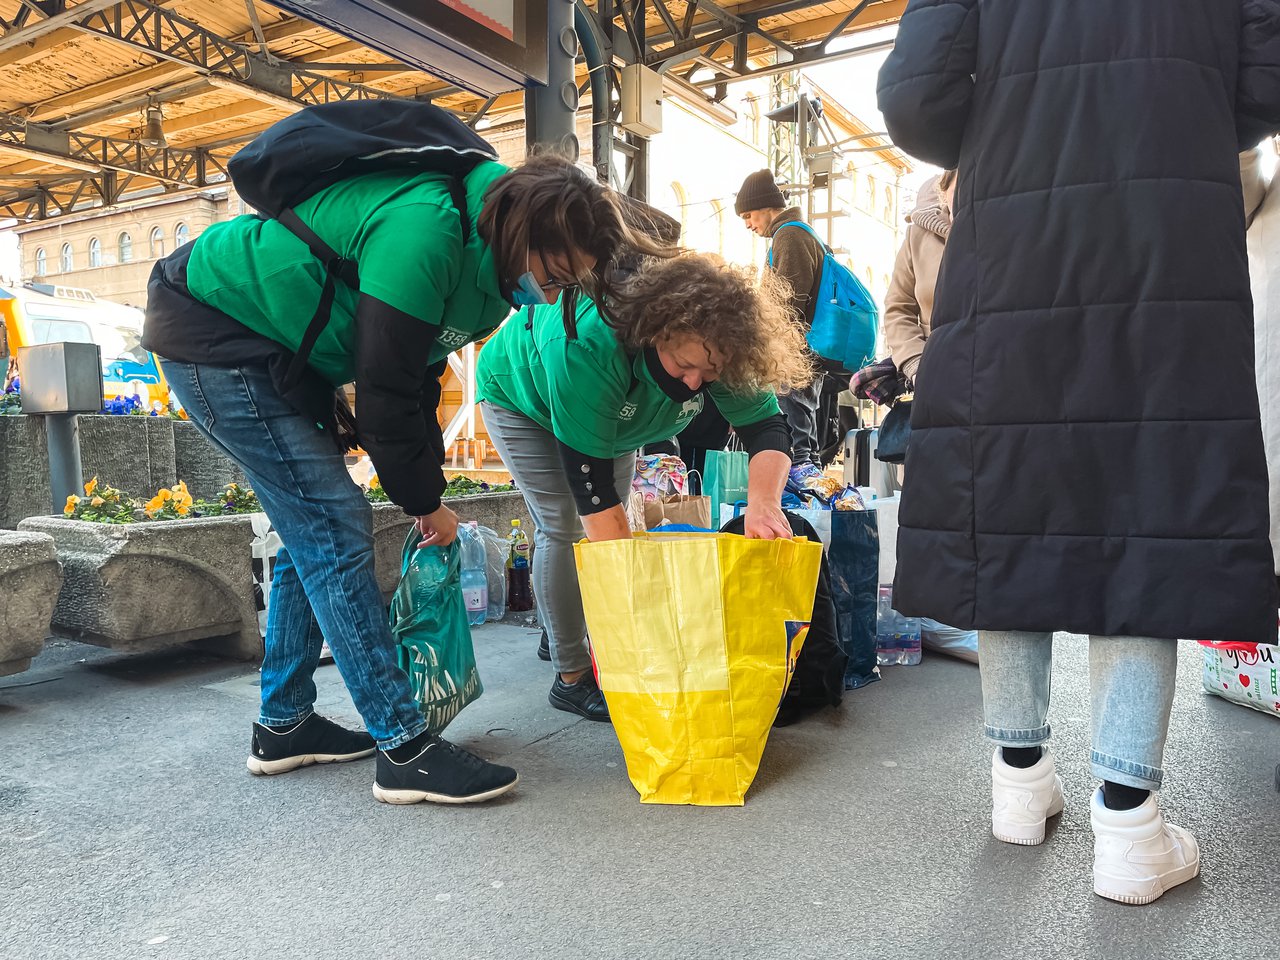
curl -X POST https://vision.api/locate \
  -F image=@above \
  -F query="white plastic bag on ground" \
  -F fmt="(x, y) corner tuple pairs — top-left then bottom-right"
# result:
(919, 617), (979, 664)
(477, 525), (508, 621)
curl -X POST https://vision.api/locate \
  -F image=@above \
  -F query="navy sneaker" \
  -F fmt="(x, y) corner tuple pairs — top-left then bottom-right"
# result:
(247, 714), (375, 775)
(373, 737), (519, 805)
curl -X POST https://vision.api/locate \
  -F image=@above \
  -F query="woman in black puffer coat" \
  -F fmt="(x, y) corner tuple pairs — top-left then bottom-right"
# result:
(878, 0), (1280, 905)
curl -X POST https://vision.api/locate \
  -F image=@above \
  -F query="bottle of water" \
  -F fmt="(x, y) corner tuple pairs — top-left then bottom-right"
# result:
(459, 522), (488, 626)
(876, 584), (923, 665)
(875, 585), (898, 665)
(898, 610), (922, 666)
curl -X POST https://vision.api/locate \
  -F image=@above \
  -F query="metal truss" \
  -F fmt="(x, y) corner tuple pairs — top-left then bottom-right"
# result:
(0, 0), (420, 219)
(70, 0), (395, 105)
(578, 0), (897, 198)
(0, 113), (232, 220)
(595, 0), (894, 91)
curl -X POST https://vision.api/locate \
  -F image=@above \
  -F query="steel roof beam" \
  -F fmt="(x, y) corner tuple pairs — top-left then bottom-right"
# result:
(68, 0), (395, 106)
(0, 0), (118, 53)
(0, 113), (229, 186)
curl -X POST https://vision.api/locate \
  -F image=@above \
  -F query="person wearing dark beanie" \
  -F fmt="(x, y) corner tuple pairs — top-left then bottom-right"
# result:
(736, 169), (829, 489)
(734, 169), (788, 216)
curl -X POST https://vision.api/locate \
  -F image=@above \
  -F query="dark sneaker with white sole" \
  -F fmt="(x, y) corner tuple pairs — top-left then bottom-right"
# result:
(373, 737), (518, 805)
(537, 629), (551, 662)
(247, 714), (376, 775)
(549, 672), (610, 721)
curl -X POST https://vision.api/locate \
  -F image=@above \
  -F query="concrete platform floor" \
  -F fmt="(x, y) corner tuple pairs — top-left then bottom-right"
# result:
(1, 625), (1276, 960)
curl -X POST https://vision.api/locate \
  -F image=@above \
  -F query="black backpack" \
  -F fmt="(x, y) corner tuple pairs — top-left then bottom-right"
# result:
(227, 100), (499, 389)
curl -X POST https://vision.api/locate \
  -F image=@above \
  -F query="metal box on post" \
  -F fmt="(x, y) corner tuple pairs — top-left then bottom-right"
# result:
(16, 341), (104, 513)
(16, 341), (104, 415)
(621, 63), (663, 137)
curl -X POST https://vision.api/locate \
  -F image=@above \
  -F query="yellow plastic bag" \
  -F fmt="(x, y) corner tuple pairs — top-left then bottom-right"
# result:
(574, 532), (822, 805)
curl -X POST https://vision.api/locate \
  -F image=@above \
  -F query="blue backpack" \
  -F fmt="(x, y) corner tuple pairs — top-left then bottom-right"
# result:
(769, 221), (879, 373)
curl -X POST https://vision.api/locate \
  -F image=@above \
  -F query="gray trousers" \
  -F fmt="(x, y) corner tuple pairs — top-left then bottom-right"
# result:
(778, 377), (823, 467)
(483, 402), (637, 674)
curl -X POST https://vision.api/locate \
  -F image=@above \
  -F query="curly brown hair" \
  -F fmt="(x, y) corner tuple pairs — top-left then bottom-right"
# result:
(607, 254), (815, 393)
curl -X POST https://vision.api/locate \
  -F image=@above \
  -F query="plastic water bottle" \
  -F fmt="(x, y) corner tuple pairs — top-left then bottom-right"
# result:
(506, 519), (534, 612)
(898, 610), (922, 666)
(876, 584), (922, 666)
(459, 522), (488, 626)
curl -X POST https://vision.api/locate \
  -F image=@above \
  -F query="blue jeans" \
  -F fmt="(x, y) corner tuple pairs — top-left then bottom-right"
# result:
(978, 631), (1178, 790)
(161, 359), (428, 749)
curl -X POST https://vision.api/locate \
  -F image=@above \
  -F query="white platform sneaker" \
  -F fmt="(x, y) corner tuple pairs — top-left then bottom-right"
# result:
(1090, 787), (1200, 904)
(991, 747), (1065, 845)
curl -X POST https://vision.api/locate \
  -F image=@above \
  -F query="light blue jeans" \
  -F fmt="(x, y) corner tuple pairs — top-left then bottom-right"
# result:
(482, 402), (636, 675)
(978, 631), (1178, 790)
(161, 359), (429, 750)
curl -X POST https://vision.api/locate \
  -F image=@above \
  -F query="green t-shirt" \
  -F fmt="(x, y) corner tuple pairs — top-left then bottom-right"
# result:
(186, 161), (512, 386)
(477, 298), (780, 458)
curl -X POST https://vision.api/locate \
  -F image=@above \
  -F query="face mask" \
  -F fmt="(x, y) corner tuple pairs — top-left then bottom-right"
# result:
(508, 249), (553, 308)
(644, 346), (703, 402)
(508, 270), (550, 307)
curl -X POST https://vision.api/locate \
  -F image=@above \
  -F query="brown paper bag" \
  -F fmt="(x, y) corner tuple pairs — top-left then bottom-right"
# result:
(643, 495), (712, 530)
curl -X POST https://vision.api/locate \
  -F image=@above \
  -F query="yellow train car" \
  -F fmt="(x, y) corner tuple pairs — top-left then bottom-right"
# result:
(0, 282), (171, 409)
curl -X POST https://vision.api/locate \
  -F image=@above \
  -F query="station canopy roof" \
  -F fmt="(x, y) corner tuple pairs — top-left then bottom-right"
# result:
(0, 0), (904, 221)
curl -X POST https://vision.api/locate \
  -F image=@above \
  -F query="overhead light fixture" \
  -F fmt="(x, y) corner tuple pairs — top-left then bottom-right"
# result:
(140, 97), (167, 149)
(765, 95), (824, 125)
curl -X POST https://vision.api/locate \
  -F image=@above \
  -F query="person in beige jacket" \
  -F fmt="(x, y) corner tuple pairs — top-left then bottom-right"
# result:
(1242, 141), (1280, 582)
(884, 169), (956, 383)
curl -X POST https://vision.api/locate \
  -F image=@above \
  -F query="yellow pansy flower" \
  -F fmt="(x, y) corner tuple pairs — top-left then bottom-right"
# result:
(91, 496), (105, 507)
(64, 494), (79, 515)
(84, 477), (98, 496)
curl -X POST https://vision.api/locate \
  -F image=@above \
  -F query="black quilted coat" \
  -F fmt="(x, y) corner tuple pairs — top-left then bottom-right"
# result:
(877, 0), (1280, 643)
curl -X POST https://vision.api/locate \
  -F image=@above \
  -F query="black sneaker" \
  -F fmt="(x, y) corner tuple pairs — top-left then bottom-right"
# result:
(247, 714), (376, 776)
(537, 629), (551, 662)
(373, 737), (519, 804)
(549, 672), (610, 722)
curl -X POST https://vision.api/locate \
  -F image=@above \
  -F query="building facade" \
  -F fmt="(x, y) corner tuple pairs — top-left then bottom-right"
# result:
(11, 188), (248, 305)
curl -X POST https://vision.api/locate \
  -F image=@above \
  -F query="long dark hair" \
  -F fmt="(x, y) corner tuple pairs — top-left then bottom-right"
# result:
(478, 151), (678, 319)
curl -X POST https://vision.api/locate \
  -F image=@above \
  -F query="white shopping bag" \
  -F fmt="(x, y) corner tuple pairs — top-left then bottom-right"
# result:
(1201, 641), (1280, 718)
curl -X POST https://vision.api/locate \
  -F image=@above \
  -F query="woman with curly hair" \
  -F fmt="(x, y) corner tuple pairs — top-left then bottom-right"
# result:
(478, 253), (811, 720)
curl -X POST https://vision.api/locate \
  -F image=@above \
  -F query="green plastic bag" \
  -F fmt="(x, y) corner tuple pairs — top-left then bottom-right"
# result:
(390, 530), (483, 735)
(703, 449), (750, 527)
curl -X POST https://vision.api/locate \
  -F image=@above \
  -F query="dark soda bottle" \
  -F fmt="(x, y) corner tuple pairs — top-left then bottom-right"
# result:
(506, 519), (534, 611)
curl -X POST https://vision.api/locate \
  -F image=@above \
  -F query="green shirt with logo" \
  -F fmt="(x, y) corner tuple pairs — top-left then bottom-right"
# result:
(186, 161), (512, 386)
(477, 297), (780, 458)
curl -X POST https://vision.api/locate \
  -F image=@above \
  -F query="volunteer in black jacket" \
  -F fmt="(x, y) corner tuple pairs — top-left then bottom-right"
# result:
(478, 254), (812, 720)
(144, 151), (671, 807)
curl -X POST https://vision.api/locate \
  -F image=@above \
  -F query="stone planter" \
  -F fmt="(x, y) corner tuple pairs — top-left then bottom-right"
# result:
(172, 419), (246, 501)
(0, 415), (50, 529)
(370, 491), (532, 600)
(449, 489), (532, 534)
(371, 502), (415, 601)
(0, 530), (62, 676)
(0, 414), (246, 529)
(18, 514), (261, 660)
(78, 414), (175, 500)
